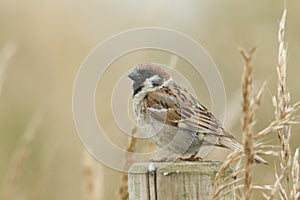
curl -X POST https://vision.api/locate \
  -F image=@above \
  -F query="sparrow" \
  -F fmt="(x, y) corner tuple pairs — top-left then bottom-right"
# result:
(128, 63), (267, 164)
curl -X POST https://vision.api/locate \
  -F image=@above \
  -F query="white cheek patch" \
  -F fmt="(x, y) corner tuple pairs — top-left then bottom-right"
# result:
(143, 75), (173, 89)
(144, 75), (161, 87)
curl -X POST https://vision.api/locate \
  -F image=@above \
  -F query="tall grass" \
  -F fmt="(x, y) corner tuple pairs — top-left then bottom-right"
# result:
(240, 47), (257, 200)
(81, 150), (104, 200)
(0, 42), (17, 96)
(211, 8), (300, 200)
(0, 43), (46, 200)
(1, 111), (43, 200)
(118, 127), (137, 200)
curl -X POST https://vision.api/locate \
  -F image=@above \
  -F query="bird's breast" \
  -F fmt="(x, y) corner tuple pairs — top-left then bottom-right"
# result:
(139, 114), (202, 156)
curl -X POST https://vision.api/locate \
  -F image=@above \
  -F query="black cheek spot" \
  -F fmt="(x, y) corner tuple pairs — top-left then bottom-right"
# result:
(152, 78), (163, 86)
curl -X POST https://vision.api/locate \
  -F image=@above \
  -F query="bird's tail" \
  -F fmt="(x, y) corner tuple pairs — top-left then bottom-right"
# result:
(219, 135), (268, 165)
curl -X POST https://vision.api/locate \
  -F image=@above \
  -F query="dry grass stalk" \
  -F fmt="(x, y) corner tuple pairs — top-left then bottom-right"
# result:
(167, 54), (179, 68)
(276, 8), (291, 176)
(118, 127), (137, 200)
(214, 177), (243, 198)
(209, 151), (242, 199)
(291, 148), (300, 199)
(0, 42), (17, 95)
(81, 150), (103, 200)
(267, 9), (294, 200)
(276, 9), (288, 120)
(252, 81), (267, 116)
(1, 110), (43, 200)
(254, 101), (300, 139)
(240, 47), (257, 200)
(210, 47), (268, 200)
(275, 8), (291, 184)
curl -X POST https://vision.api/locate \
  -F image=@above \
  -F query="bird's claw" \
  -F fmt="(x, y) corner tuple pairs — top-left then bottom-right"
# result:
(177, 156), (202, 162)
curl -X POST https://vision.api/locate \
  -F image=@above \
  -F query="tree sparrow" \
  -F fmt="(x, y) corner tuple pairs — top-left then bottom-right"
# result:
(128, 63), (267, 164)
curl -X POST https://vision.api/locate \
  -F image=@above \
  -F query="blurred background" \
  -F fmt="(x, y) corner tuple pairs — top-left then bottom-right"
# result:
(0, 0), (299, 199)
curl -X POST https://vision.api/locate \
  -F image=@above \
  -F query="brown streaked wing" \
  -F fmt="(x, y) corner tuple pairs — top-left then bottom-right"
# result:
(144, 84), (229, 137)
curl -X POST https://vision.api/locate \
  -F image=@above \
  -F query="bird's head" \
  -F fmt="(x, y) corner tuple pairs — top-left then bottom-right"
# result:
(128, 63), (172, 96)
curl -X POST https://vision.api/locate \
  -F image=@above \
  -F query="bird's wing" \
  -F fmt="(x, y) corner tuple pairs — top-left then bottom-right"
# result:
(145, 83), (234, 138)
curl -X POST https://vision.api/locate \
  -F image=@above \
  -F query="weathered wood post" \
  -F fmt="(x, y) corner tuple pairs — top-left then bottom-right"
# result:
(128, 161), (235, 200)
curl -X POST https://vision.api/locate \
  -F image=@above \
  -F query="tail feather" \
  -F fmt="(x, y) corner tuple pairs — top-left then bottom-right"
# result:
(218, 136), (268, 165)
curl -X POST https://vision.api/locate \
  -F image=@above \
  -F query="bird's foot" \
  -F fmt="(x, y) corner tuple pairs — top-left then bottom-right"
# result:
(177, 155), (202, 162)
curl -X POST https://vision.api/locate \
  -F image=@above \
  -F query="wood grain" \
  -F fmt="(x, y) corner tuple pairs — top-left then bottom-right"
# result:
(128, 161), (235, 200)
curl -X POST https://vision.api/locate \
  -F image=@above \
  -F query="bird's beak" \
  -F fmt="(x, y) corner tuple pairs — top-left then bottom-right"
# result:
(128, 69), (140, 81)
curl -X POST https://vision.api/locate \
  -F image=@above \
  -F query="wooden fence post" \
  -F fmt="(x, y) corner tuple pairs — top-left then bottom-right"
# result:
(128, 161), (235, 200)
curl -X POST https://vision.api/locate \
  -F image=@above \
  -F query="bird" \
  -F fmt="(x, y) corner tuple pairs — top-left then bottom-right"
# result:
(128, 63), (267, 164)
